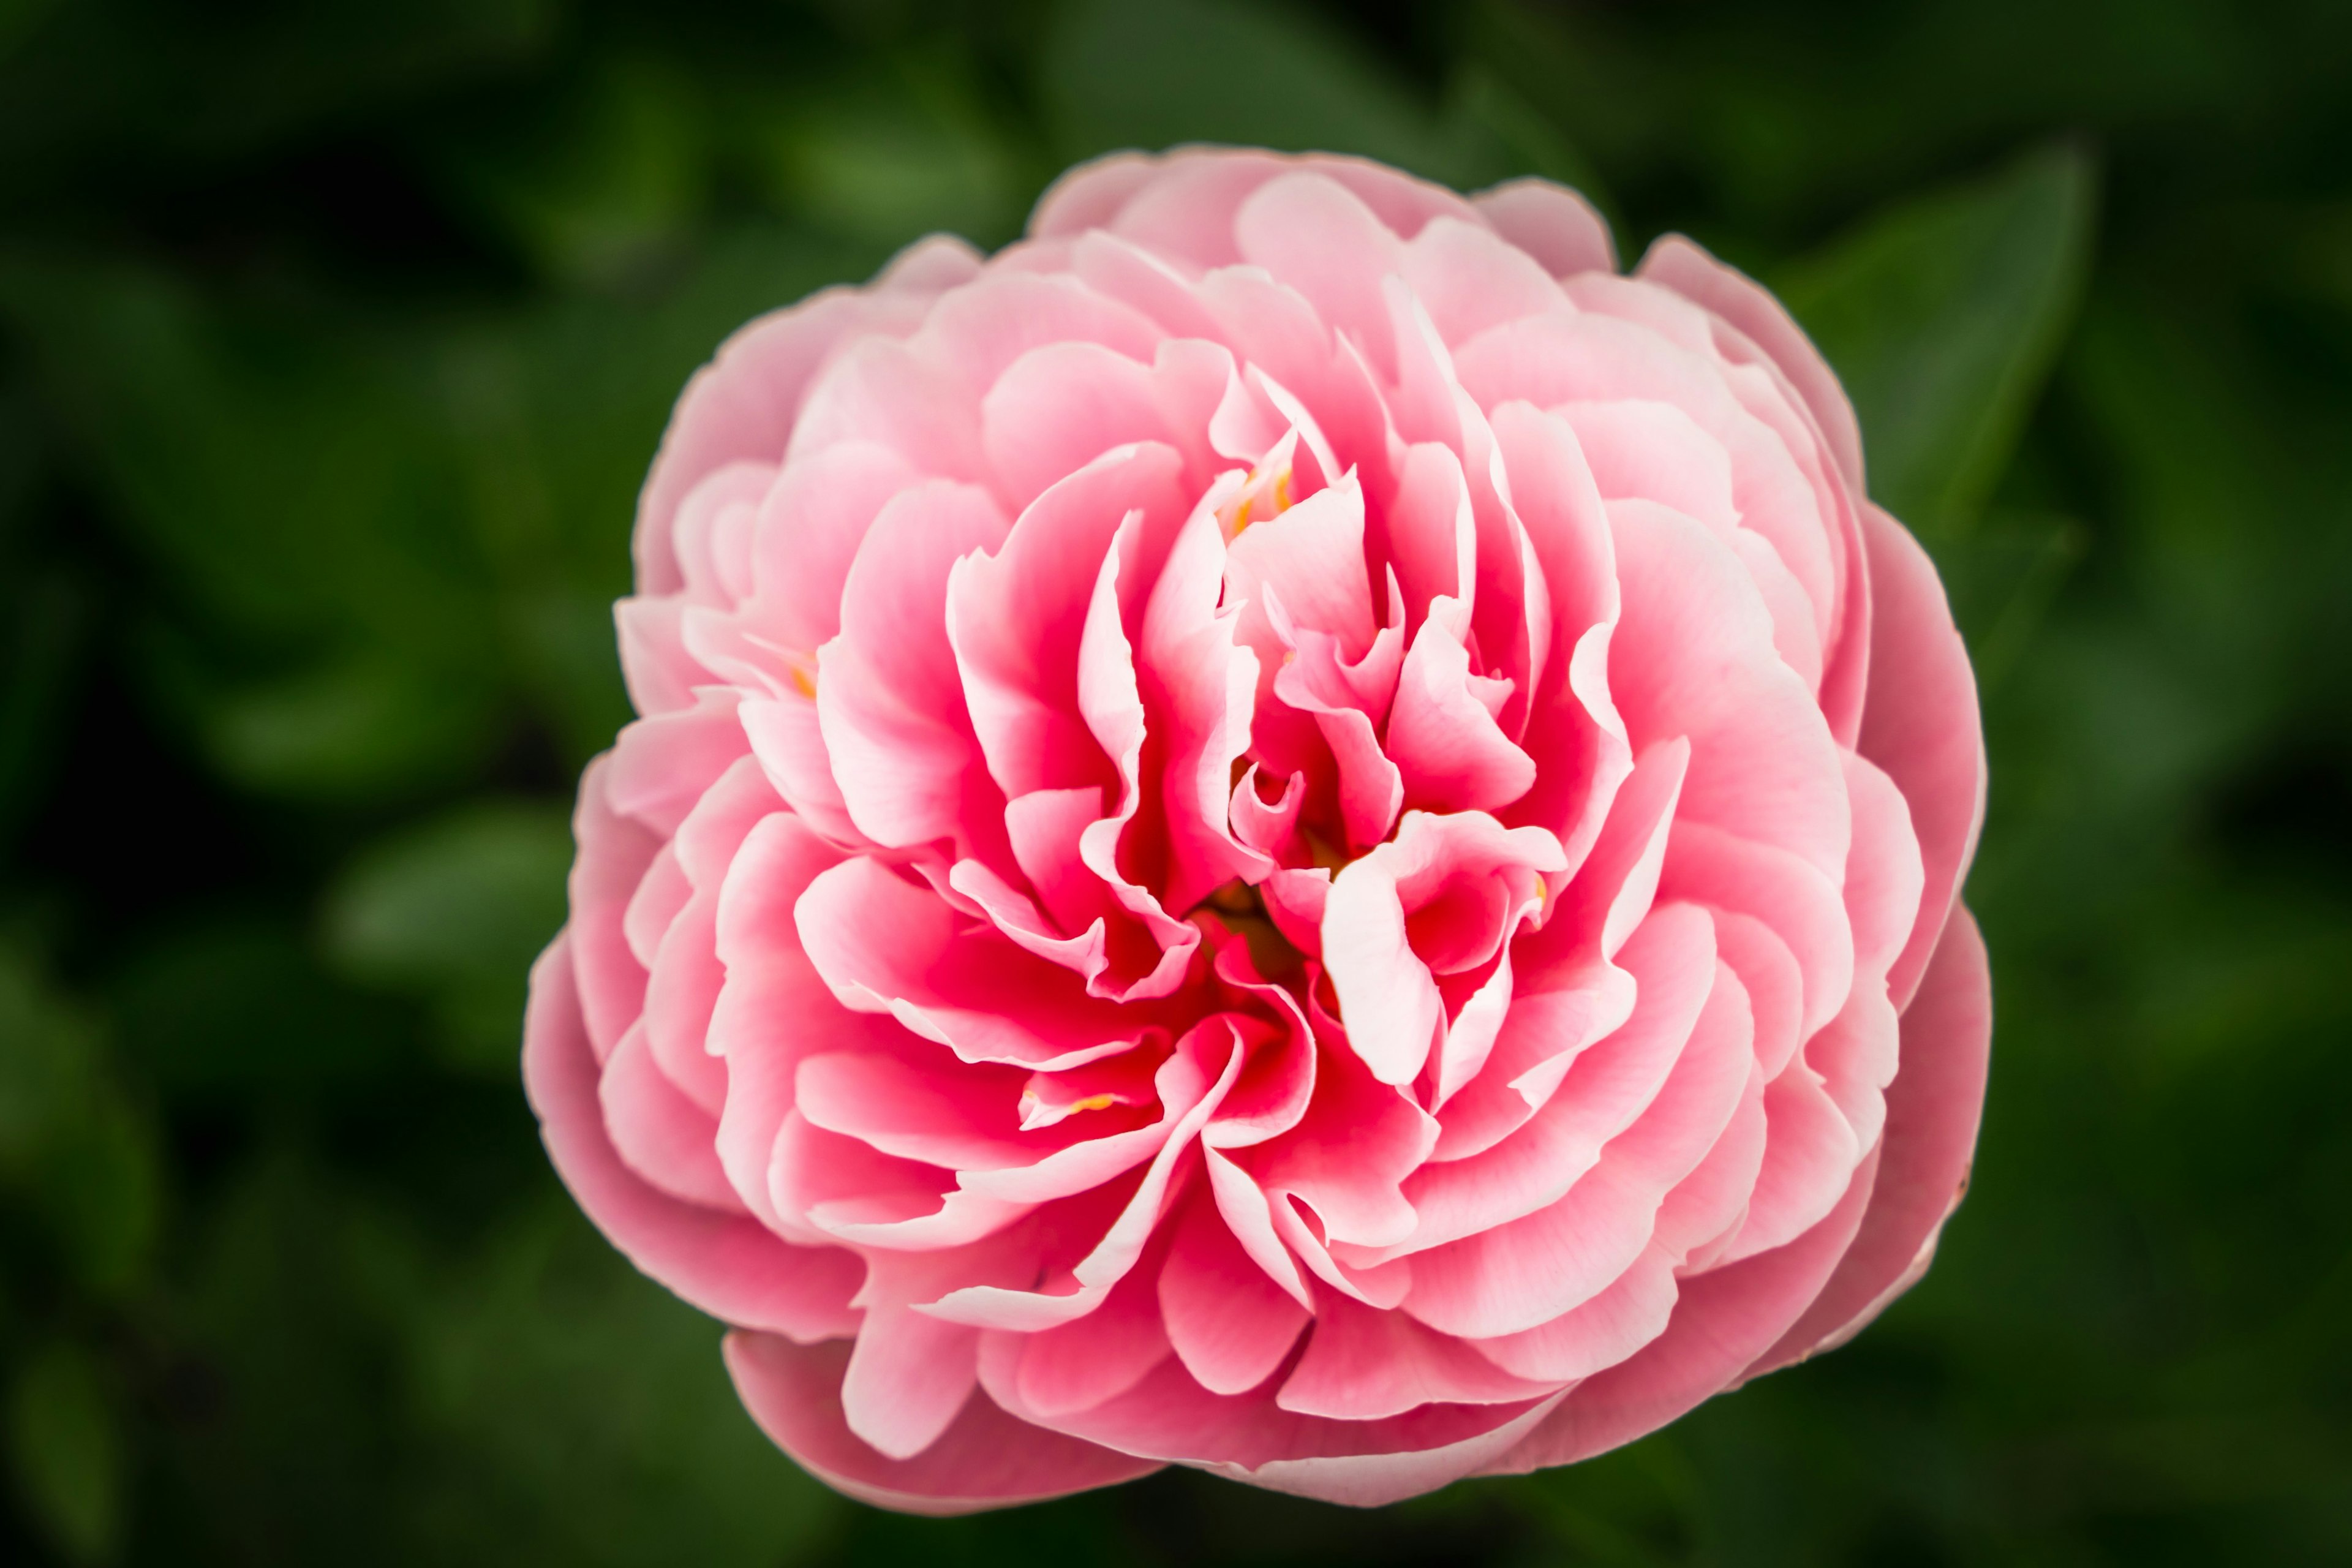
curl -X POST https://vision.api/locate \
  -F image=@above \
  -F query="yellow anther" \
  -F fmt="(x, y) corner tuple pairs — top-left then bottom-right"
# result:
(781, 650), (818, 699)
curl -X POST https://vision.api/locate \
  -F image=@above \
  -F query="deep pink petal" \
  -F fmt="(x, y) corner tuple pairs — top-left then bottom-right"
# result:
(1159, 1189), (1312, 1395)
(1386, 617), (1538, 816)
(1009, 1265), (1175, 1418)
(1276, 1292), (1558, 1420)
(795, 856), (1161, 1070)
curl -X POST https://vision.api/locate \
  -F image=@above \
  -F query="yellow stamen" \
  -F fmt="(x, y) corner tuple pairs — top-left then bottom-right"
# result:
(781, 649), (818, 699)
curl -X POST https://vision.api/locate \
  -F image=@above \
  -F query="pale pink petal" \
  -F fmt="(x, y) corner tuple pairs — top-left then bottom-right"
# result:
(1483, 1141), (1879, 1476)
(1471, 179), (1616, 277)
(526, 936), (862, 1339)
(598, 1022), (742, 1212)
(1856, 503), (1986, 1008)
(566, 754), (658, 1063)
(1636, 234), (1864, 495)
(1402, 216), (1567, 347)
(1399, 955), (1753, 1338)
(1748, 909), (1990, 1371)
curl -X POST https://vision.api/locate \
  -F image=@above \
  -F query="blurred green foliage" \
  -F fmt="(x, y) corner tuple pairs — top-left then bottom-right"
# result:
(0, 0), (2347, 1563)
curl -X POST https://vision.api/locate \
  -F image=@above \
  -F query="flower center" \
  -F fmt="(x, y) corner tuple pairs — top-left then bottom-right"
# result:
(1194, 878), (1305, 981)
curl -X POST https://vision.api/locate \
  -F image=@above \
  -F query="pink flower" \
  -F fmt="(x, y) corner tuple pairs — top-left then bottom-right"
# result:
(526, 148), (1991, 1513)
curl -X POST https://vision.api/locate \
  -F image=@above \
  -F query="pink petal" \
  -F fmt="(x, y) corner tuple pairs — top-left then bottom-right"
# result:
(1748, 908), (1991, 1370)
(1235, 172), (1409, 379)
(598, 1022), (742, 1211)
(1029, 152), (1166, 238)
(815, 480), (1009, 849)
(981, 338), (1225, 512)
(1856, 503), (1986, 1009)
(1483, 1140), (1879, 1475)
(949, 442), (1185, 801)
(1158, 1189), (1312, 1395)
(1468, 1241), (1680, 1382)
(525, 935), (862, 1340)
(1471, 179), (1616, 278)
(1401, 216), (1567, 347)
(914, 270), (1163, 394)
(1636, 234), (1864, 496)
(739, 692), (863, 848)
(1399, 954), (1753, 1338)
(1276, 1292), (1558, 1420)
(747, 439), (924, 652)
(566, 755), (658, 1063)
(922, 1022), (1251, 1331)
(1486, 402), (1630, 872)
(1660, 820), (1854, 1039)
(726, 1333), (1158, 1515)
(1608, 500), (1849, 888)
(1386, 902), (1715, 1260)
(636, 274), (944, 596)
(787, 334), (987, 483)
(1385, 617), (1539, 815)
(604, 688), (747, 838)
(794, 856), (1159, 1071)
(1009, 1265), (1175, 1418)
(841, 1250), (994, 1458)
(990, 1346), (1562, 1508)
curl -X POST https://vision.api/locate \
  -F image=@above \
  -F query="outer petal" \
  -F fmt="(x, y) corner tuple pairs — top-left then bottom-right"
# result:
(1635, 234), (1864, 497)
(1471, 178), (1616, 278)
(1483, 1139), (1879, 1475)
(524, 936), (861, 1341)
(636, 240), (971, 594)
(725, 1333), (1159, 1516)
(1856, 503), (1988, 1008)
(1746, 907), (1992, 1371)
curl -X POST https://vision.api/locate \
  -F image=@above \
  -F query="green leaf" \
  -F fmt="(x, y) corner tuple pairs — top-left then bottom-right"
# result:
(320, 799), (574, 1074)
(1044, 0), (1463, 184)
(432, 56), (713, 289)
(0, 260), (507, 800)
(401, 1197), (842, 1567)
(6, 1339), (123, 1562)
(0, 946), (158, 1295)
(750, 55), (1027, 249)
(108, 915), (404, 1102)
(1432, 65), (1619, 229)
(1777, 143), (2096, 541)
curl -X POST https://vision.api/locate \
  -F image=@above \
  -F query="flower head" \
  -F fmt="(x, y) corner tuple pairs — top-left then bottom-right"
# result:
(527, 147), (1991, 1512)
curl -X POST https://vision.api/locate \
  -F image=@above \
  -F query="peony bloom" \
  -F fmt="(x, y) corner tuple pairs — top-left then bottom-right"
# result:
(526, 147), (1991, 1512)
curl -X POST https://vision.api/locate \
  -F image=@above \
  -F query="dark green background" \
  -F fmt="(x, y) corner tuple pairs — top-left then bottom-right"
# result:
(2, 1), (2348, 1562)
